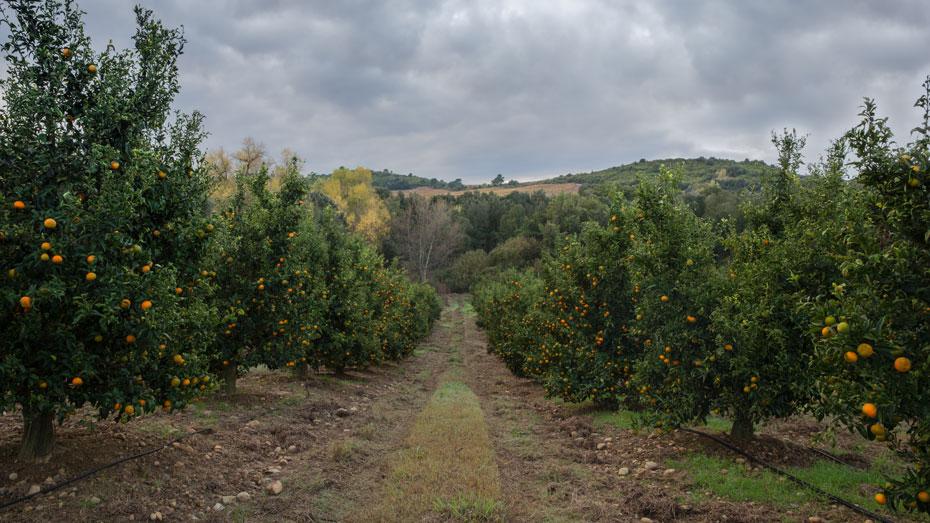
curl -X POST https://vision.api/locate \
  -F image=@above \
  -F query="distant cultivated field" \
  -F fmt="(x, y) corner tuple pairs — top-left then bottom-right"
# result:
(396, 182), (580, 198)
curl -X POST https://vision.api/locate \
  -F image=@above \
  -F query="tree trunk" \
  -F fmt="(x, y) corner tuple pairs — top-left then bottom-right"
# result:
(221, 363), (237, 396)
(730, 411), (754, 441)
(294, 362), (308, 380)
(19, 409), (54, 462)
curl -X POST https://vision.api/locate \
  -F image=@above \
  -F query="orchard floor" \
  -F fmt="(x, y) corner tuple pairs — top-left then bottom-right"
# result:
(0, 296), (921, 522)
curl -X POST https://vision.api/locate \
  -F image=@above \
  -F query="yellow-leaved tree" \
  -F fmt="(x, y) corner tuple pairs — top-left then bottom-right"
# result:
(317, 166), (390, 242)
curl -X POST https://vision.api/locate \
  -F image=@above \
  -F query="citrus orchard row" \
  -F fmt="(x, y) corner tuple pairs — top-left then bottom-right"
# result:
(0, 1), (439, 464)
(475, 78), (930, 514)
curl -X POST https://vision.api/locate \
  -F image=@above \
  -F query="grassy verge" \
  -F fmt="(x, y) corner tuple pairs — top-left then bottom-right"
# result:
(372, 379), (503, 521)
(669, 454), (894, 515)
(592, 409), (732, 433)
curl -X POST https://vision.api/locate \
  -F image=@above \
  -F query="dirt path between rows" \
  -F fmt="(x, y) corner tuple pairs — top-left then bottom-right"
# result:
(0, 296), (904, 522)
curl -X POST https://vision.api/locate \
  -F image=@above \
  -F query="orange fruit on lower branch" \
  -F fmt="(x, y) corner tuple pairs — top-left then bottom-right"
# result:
(85, 272), (96, 281)
(856, 343), (874, 358)
(43, 217), (57, 229)
(844, 351), (858, 363)
(51, 254), (63, 264)
(86, 255), (96, 264)
(19, 296), (31, 309)
(110, 160), (119, 170)
(71, 377), (83, 386)
(125, 334), (136, 344)
(141, 300), (152, 311)
(918, 491), (930, 503)
(894, 357), (912, 373)
(12, 200), (25, 210)
(875, 493), (887, 505)
(861, 403), (877, 418)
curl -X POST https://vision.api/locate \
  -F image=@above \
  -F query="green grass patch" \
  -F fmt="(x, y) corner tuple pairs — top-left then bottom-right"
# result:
(229, 505), (253, 523)
(695, 415), (732, 433)
(136, 420), (182, 438)
(461, 301), (477, 318)
(592, 409), (732, 433)
(592, 409), (643, 431)
(434, 494), (503, 521)
(276, 394), (305, 407)
(670, 454), (889, 513)
(329, 438), (358, 462)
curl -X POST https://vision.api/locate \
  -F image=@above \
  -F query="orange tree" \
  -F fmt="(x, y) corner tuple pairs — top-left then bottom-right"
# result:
(686, 131), (839, 440)
(371, 264), (441, 361)
(406, 279), (442, 352)
(0, 1), (212, 460)
(303, 200), (439, 373)
(812, 79), (930, 513)
(473, 268), (546, 378)
(309, 206), (383, 373)
(625, 169), (723, 430)
(475, 198), (640, 407)
(208, 164), (323, 393)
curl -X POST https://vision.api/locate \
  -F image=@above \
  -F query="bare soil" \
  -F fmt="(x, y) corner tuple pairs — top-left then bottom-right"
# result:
(0, 296), (911, 522)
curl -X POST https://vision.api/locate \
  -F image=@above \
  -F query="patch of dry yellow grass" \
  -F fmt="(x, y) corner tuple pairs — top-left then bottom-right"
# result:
(367, 379), (503, 522)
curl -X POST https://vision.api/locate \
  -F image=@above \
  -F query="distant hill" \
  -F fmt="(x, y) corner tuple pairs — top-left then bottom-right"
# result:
(539, 157), (778, 194)
(374, 158), (778, 221)
(370, 170), (465, 191)
(371, 158), (777, 196)
(395, 183), (580, 198)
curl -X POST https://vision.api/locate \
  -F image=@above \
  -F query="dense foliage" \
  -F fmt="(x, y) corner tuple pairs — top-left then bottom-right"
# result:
(0, 1), (216, 461)
(475, 80), (930, 513)
(0, 0), (439, 463)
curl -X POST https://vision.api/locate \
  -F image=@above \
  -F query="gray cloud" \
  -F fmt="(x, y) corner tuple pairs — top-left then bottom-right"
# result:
(71, 0), (930, 182)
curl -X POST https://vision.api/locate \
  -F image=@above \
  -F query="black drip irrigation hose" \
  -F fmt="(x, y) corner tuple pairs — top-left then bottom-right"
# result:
(679, 427), (895, 523)
(0, 426), (215, 512)
(806, 445), (858, 468)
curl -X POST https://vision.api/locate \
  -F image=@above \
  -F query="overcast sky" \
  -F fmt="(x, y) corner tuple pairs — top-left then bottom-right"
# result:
(72, 1), (930, 182)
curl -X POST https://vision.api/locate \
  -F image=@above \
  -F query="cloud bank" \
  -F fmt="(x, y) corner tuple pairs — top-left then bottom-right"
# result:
(74, 0), (930, 182)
